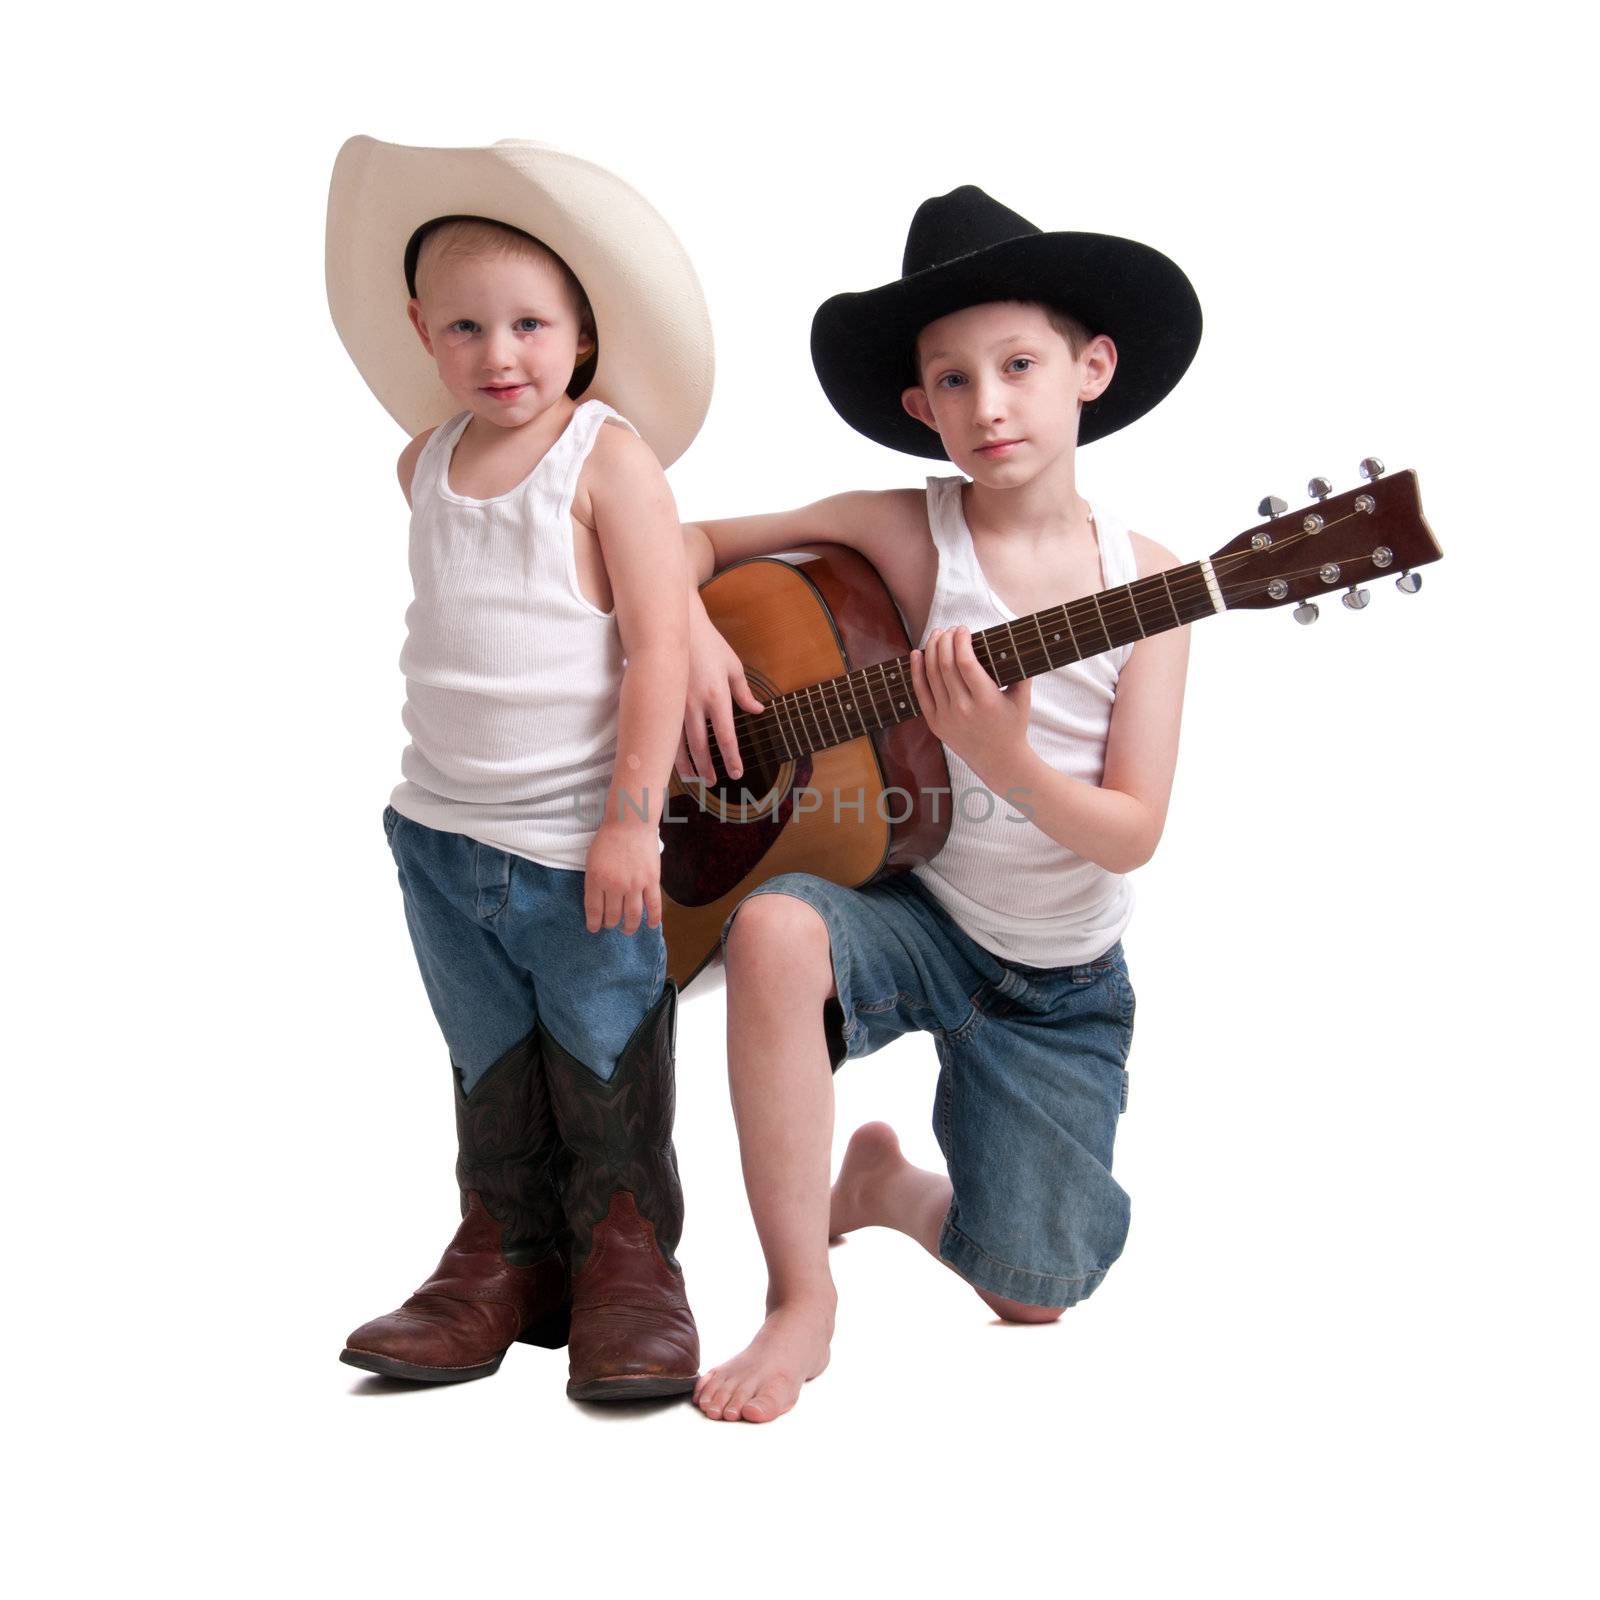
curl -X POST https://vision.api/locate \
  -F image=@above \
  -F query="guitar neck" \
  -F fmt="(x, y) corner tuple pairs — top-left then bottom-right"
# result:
(744, 560), (1221, 762)
(715, 467), (1439, 772)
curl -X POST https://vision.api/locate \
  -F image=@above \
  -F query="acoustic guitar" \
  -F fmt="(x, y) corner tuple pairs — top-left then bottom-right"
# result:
(660, 462), (1442, 987)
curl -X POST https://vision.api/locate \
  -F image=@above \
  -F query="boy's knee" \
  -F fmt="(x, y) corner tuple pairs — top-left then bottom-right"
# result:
(981, 1291), (1065, 1325)
(726, 893), (835, 991)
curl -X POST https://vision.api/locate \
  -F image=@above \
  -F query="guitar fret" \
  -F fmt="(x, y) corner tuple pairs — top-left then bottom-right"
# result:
(844, 668), (870, 732)
(821, 681), (847, 745)
(1087, 592), (1114, 654)
(811, 682), (836, 746)
(791, 687), (816, 752)
(975, 630), (999, 681)
(857, 668), (885, 730)
(999, 619), (1021, 683)
(768, 703), (794, 760)
(775, 693), (803, 757)
(823, 681), (847, 745)
(1030, 612), (1055, 671)
(1157, 569), (1184, 630)
(881, 659), (913, 722)
(804, 683), (829, 748)
(806, 678), (832, 745)
(1056, 605), (1080, 661)
(836, 674), (858, 732)
(868, 662), (889, 725)
(1124, 583), (1147, 638)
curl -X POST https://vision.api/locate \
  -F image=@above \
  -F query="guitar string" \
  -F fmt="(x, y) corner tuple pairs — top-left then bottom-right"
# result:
(689, 509), (1389, 775)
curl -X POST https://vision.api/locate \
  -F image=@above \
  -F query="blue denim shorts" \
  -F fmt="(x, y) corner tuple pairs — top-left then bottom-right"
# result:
(721, 871), (1135, 1309)
(383, 805), (667, 1092)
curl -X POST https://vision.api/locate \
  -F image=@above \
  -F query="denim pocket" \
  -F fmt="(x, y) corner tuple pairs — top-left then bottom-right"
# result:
(1109, 964), (1136, 1029)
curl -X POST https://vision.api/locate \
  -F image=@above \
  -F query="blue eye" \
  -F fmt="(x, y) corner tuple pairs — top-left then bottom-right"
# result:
(937, 372), (966, 390)
(448, 320), (478, 335)
(1008, 357), (1034, 373)
(516, 318), (544, 332)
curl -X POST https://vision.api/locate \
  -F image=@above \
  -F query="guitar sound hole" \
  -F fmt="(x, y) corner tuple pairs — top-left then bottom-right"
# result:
(705, 750), (788, 820)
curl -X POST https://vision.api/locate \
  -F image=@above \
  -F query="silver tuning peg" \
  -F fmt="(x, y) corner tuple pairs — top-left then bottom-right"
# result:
(1342, 585), (1371, 610)
(1294, 600), (1320, 625)
(1258, 496), (1288, 518)
(1359, 457), (1386, 481)
(1307, 476), (1333, 501)
(1396, 571), (1422, 594)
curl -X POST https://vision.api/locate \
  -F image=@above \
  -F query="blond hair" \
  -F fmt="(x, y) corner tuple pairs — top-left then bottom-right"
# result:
(412, 217), (598, 387)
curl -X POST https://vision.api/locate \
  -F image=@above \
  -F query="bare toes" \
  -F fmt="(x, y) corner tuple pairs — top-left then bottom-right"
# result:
(696, 1374), (731, 1416)
(741, 1383), (789, 1423)
(722, 1376), (759, 1418)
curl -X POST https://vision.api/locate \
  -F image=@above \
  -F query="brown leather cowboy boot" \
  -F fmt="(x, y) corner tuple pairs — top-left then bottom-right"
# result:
(542, 984), (699, 1401)
(341, 1029), (569, 1382)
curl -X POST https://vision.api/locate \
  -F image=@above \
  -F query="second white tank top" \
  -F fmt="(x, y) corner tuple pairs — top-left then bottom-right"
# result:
(911, 475), (1137, 967)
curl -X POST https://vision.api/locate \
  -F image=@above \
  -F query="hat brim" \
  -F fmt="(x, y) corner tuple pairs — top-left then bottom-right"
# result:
(326, 136), (713, 468)
(810, 231), (1201, 459)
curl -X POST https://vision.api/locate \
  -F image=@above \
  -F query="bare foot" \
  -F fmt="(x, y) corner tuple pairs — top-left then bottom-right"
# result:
(828, 1121), (908, 1239)
(693, 1294), (836, 1423)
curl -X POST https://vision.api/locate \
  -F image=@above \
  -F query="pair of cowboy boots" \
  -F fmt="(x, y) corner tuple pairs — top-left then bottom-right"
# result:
(341, 985), (698, 1400)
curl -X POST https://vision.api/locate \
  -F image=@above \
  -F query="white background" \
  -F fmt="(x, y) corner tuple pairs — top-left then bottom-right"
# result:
(7, 2), (1593, 1595)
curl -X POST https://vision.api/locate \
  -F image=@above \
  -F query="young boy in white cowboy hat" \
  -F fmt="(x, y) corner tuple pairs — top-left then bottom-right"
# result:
(677, 185), (1202, 1422)
(326, 136), (712, 1401)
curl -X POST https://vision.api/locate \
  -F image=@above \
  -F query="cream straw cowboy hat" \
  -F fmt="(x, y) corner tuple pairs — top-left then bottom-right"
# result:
(326, 136), (714, 467)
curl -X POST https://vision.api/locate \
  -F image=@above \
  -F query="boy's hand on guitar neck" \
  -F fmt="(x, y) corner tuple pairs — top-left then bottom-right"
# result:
(676, 598), (765, 785)
(911, 626), (1033, 790)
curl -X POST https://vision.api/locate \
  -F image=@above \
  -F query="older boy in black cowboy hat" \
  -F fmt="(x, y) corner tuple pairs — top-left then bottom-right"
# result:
(676, 186), (1202, 1422)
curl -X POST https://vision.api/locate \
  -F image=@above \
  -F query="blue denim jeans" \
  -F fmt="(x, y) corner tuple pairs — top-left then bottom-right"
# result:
(384, 805), (667, 1091)
(722, 870), (1135, 1309)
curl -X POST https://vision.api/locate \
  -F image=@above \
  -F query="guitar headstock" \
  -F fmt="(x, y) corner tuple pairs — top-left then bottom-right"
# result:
(1208, 461), (1442, 621)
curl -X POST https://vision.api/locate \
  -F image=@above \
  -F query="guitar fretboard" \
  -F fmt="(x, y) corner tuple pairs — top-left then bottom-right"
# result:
(746, 561), (1218, 762)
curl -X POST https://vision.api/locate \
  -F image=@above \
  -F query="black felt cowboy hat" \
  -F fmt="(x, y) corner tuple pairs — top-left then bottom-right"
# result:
(810, 185), (1202, 459)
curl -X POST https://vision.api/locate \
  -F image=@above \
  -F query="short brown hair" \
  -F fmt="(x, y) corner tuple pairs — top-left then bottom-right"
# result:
(913, 297), (1094, 380)
(1035, 301), (1094, 355)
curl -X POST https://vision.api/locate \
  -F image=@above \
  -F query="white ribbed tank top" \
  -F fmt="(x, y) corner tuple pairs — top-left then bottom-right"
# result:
(389, 399), (633, 870)
(911, 476), (1137, 967)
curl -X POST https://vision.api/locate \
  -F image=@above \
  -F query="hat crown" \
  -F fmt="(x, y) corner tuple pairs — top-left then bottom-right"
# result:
(902, 185), (1042, 277)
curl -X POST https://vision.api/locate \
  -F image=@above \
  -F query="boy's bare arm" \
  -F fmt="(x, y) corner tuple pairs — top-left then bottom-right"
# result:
(681, 491), (917, 583)
(912, 532), (1190, 875)
(583, 423), (690, 932)
(396, 427), (436, 509)
(678, 491), (929, 781)
(1093, 533), (1190, 863)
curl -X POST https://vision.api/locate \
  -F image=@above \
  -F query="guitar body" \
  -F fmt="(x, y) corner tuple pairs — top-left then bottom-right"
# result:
(660, 544), (950, 987)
